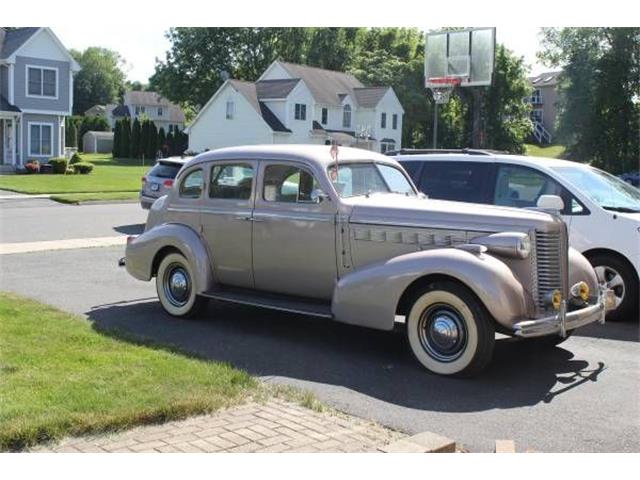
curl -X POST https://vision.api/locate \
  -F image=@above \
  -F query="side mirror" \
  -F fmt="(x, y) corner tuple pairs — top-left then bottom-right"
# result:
(310, 189), (329, 204)
(537, 195), (564, 212)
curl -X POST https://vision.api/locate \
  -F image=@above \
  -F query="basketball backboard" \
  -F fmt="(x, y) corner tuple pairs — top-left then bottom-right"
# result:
(425, 27), (496, 88)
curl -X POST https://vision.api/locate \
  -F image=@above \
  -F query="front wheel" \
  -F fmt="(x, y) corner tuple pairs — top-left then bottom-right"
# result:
(156, 252), (208, 317)
(406, 280), (495, 377)
(589, 253), (638, 322)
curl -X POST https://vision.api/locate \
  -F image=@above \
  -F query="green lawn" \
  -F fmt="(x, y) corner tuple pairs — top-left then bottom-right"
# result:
(0, 154), (149, 195)
(524, 144), (567, 159)
(50, 191), (139, 204)
(0, 292), (256, 451)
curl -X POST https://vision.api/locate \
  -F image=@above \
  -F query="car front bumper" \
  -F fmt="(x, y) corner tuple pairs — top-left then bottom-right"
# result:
(513, 287), (615, 338)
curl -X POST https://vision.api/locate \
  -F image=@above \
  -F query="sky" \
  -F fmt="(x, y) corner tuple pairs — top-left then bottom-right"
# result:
(54, 26), (551, 84)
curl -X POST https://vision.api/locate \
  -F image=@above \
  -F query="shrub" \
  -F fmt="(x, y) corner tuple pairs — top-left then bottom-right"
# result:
(69, 152), (82, 164)
(65, 167), (76, 175)
(24, 161), (40, 174)
(72, 162), (94, 174)
(48, 157), (68, 174)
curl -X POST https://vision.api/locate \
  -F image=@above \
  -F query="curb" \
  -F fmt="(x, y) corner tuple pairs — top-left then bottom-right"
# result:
(379, 431), (456, 453)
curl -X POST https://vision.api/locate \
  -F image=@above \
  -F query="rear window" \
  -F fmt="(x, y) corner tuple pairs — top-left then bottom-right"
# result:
(148, 162), (182, 179)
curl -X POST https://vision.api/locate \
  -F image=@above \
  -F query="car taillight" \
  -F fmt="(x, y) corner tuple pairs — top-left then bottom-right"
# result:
(126, 235), (137, 244)
(164, 179), (174, 187)
(141, 176), (147, 183)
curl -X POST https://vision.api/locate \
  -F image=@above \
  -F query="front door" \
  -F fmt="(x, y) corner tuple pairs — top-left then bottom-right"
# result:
(252, 161), (338, 300)
(201, 160), (257, 288)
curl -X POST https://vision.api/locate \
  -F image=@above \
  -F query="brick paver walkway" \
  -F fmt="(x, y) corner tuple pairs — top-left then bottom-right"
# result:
(32, 399), (403, 453)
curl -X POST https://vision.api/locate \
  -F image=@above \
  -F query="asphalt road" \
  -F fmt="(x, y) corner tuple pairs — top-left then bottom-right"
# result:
(2, 241), (638, 452)
(0, 194), (146, 243)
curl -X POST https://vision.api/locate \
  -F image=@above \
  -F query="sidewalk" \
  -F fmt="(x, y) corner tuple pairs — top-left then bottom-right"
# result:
(32, 399), (404, 453)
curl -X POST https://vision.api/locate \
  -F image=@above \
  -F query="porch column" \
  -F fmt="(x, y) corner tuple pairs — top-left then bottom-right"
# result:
(13, 118), (17, 165)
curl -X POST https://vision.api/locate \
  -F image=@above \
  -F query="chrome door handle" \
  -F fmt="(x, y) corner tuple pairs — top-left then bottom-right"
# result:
(251, 217), (264, 222)
(234, 216), (251, 221)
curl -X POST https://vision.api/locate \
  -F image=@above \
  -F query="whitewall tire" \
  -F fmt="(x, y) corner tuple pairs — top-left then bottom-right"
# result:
(156, 252), (208, 318)
(406, 280), (494, 377)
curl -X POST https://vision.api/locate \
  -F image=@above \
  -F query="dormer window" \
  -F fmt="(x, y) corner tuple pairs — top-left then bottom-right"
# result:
(342, 105), (351, 128)
(27, 66), (57, 98)
(295, 103), (307, 121)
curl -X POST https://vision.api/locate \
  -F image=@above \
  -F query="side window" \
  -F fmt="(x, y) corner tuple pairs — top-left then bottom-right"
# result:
(179, 169), (203, 199)
(263, 165), (320, 203)
(494, 165), (563, 208)
(420, 161), (493, 203)
(398, 161), (422, 185)
(210, 164), (254, 200)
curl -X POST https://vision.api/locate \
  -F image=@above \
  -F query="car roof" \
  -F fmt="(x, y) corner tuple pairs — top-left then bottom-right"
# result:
(157, 156), (192, 165)
(394, 152), (587, 172)
(187, 144), (399, 170)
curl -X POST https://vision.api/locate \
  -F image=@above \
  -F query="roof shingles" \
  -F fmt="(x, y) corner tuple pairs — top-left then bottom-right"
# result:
(0, 27), (40, 59)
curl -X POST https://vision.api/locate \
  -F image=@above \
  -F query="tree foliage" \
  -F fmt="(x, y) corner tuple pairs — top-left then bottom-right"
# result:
(539, 27), (639, 173)
(71, 47), (127, 115)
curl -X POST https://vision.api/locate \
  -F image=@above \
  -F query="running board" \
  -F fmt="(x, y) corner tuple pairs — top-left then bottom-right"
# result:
(201, 288), (333, 319)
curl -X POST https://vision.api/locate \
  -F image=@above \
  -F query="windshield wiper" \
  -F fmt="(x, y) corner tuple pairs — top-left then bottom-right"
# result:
(602, 206), (640, 213)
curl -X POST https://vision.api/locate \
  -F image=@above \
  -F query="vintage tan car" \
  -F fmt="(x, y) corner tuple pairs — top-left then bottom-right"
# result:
(122, 145), (615, 376)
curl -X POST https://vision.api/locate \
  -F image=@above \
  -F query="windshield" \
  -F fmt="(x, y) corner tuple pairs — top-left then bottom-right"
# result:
(551, 165), (640, 212)
(328, 162), (416, 198)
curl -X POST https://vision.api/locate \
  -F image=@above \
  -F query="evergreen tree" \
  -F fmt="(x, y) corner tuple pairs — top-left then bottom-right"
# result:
(112, 121), (121, 157)
(158, 127), (166, 157)
(68, 120), (78, 149)
(121, 117), (131, 159)
(130, 117), (142, 159)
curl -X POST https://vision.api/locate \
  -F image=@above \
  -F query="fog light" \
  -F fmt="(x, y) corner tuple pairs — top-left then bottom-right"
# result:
(570, 281), (590, 302)
(546, 289), (563, 311)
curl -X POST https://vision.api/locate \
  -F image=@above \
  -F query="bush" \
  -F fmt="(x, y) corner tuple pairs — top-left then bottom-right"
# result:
(48, 157), (68, 174)
(24, 161), (40, 174)
(65, 167), (76, 175)
(72, 162), (94, 174)
(69, 152), (82, 164)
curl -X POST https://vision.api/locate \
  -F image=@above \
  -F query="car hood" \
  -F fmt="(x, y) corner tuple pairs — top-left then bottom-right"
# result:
(344, 194), (562, 233)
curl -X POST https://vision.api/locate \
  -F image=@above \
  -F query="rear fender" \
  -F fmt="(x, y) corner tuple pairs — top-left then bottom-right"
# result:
(331, 248), (527, 331)
(125, 223), (215, 293)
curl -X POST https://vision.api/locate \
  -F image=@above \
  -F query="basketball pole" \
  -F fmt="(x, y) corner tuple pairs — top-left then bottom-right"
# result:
(432, 102), (438, 149)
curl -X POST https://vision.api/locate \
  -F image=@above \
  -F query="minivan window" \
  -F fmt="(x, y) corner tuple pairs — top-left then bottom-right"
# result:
(494, 165), (563, 208)
(418, 161), (493, 203)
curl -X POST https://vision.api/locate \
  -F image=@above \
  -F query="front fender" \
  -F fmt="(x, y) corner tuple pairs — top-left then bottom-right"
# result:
(331, 248), (527, 331)
(125, 223), (215, 293)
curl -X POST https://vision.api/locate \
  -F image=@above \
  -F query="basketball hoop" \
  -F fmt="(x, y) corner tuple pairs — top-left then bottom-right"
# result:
(428, 76), (462, 105)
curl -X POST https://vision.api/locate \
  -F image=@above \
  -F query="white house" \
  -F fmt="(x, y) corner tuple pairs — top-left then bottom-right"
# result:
(187, 61), (404, 154)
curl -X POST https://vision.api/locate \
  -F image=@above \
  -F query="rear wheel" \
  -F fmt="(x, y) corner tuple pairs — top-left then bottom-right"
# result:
(156, 252), (208, 317)
(588, 253), (638, 322)
(406, 280), (495, 377)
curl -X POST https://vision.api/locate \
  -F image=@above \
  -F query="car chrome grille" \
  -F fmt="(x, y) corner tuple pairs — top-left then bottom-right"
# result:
(535, 230), (565, 310)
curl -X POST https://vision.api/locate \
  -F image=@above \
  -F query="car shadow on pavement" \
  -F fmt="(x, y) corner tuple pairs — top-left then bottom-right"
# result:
(87, 299), (607, 414)
(573, 321), (639, 342)
(113, 224), (145, 235)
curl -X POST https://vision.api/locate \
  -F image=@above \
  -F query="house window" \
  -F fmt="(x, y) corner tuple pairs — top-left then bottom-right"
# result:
(226, 101), (234, 119)
(321, 108), (328, 125)
(381, 113), (387, 129)
(380, 140), (395, 154)
(530, 89), (542, 104)
(342, 105), (351, 128)
(392, 114), (398, 130)
(29, 123), (53, 157)
(27, 66), (57, 98)
(295, 103), (307, 121)
(158, 107), (163, 116)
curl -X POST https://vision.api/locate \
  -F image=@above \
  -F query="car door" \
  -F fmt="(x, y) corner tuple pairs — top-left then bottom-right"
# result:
(201, 160), (257, 288)
(252, 161), (338, 300)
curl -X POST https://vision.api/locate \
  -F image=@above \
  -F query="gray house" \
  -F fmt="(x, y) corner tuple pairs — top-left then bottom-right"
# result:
(0, 27), (80, 170)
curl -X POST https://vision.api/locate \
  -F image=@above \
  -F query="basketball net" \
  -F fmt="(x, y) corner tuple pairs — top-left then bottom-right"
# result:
(428, 76), (462, 105)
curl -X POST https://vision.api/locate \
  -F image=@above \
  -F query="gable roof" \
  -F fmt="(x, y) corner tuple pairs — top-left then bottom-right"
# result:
(275, 61), (365, 106)
(228, 80), (290, 132)
(255, 79), (300, 99)
(353, 87), (390, 108)
(529, 71), (562, 87)
(0, 27), (39, 59)
(123, 91), (186, 122)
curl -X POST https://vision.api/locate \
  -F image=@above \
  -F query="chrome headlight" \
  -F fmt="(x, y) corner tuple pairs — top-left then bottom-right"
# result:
(471, 232), (531, 259)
